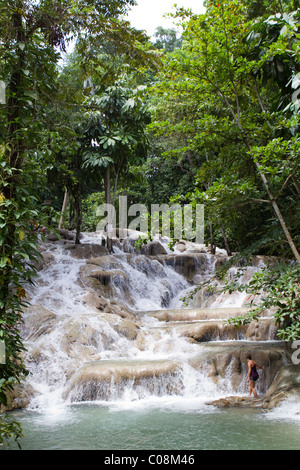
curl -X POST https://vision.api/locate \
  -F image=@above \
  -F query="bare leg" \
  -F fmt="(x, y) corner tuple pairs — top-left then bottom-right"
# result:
(249, 380), (257, 398)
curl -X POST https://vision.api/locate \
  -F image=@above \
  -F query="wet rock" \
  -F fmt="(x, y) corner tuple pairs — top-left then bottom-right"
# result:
(264, 364), (300, 399)
(144, 309), (276, 343)
(64, 359), (181, 402)
(207, 396), (256, 408)
(145, 307), (253, 323)
(46, 228), (75, 242)
(122, 238), (135, 253)
(206, 394), (286, 409)
(175, 243), (187, 253)
(246, 319), (278, 342)
(82, 291), (136, 321)
(189, 341), (291, 394)
(101, 313), (139, 341)
(187, 244), (211, 254)
(65, 243), (108, 259)
(1, 383), (36, 412)
(89, 269), (127, 287)
(79, 263), (132, 305)
(154, 253), (208, 280)
(60, 314), (114, 360)
(173, 321), (247, 343)
(34, 252), (55, 271)
(141, 240), (168, 256)
(21, 305), (57, 340)
(59, 312), (139, 361)
(207, 365), (300, 410)
(82, 292), (110, 312)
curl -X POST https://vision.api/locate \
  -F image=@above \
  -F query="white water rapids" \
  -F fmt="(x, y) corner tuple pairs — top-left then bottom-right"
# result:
(20, 233), (274, 417)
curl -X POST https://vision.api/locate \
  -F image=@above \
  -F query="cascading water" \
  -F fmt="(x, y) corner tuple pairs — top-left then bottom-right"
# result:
(7, 232), (300, 450)
(21, 234), (242, 413)
(102, 249), (190, 311)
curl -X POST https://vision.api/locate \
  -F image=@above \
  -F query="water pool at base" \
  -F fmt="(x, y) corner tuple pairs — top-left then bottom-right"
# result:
(4, 403), (300, 451)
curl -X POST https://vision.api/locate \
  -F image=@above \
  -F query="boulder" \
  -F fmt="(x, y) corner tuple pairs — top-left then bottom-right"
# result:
(82, 291), (136, 321)
(79, 261), (133, 306)
(264, 364), (300, 399)
(246, 319), (278, 342)
(184, 242), (210, 254)
(64, 359), (181, 402)
(82, 292), (110, 312)
(141, 240), (168, 256)
(154, 253), (209, 280)
(175, 243), (187, 253)
(21, 305), (57, 340)
(115, 228), (148, 241)
(34, 251), (55, 271)
(122, 238), (135, 253)
(88, 269), (127, 287)
(46, 229), (75, 242)
(59, 314), (114, 360)
(1, 383), (36, 412)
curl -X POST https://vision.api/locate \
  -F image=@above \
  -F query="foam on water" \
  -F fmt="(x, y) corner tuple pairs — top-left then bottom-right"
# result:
(27, 244), (90, 316)
(264, 396), (300, 424)
(21, 234), (288, 421)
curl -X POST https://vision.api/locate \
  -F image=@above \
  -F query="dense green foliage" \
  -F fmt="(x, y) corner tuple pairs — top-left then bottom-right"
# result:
(0, 0), (154, 446)
(149, 0), (300, 260)
(224, 261), (300, 343)
(0, 0), (300, 446)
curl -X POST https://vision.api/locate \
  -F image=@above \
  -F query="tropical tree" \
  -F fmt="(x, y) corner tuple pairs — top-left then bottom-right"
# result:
(0, 0), (151, 444)
(150, 0), (300, 260)
(153, 26), (182, 52)
(81, 81), (151, 208)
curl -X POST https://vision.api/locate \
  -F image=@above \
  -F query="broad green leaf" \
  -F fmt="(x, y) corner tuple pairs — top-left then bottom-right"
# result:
(18, 230), (26, 242)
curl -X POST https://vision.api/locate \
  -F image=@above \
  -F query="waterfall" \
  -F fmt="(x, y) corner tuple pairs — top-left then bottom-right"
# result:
(19, 233), (282, 413)
(104, 249), (190, 311)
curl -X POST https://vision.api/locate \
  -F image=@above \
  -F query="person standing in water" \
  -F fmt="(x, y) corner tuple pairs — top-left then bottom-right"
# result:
(246, 355), (264, 398)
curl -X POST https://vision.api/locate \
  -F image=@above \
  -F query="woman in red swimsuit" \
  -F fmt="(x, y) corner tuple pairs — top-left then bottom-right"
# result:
(247, 355), (265, 398)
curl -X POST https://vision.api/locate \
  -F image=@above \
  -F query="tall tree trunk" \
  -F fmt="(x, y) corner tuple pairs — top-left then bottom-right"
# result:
(58, 189), (69, 229)
(292, 176), (300, 196)
(104, 166), (111, 206)
(104, 166), (113, 253)
(68, 196), (75, 230)
(218, 220), (232, 256)
(112, 155), (124, 207)
(75, 182), (82, 245)
(210, 223), (216, 255)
